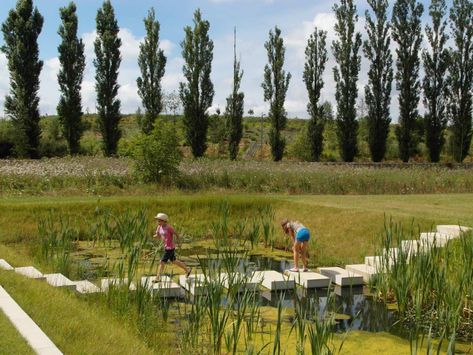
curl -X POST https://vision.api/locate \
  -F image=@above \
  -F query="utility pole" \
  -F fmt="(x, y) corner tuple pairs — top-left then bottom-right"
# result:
(260, 112), (265, 159)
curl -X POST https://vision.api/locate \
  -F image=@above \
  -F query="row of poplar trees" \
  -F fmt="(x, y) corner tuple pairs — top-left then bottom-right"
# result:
(2, 0), (473, 162)
(0, 0), (244, 160)
(272, 0), (473, 163)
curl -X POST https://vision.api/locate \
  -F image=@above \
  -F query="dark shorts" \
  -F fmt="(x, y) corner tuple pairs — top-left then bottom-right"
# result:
(161, 249), (176, 262)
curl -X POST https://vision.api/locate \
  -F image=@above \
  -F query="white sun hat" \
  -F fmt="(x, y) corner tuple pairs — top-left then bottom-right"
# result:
(155, 213), (168, 221)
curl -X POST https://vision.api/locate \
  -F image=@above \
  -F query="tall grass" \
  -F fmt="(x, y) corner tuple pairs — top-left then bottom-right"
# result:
(375, 220), (473, 353)
(2, 157), (473, 195)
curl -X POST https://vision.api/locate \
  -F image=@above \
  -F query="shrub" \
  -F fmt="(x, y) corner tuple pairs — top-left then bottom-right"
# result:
(132, 119), (182, 182)
(287, 126), (311, 161)
(0, 120), (15, 158)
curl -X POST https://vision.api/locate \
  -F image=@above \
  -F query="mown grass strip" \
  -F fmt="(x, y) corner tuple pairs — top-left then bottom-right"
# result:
(0, 307), (35, 355)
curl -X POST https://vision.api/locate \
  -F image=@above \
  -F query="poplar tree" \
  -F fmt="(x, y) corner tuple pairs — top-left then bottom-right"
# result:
(392, 0), (424, 162)
(423, 0), (450, 162)
(363, 0), (393, 162)
(57, 2), (85, 155)
(137, 7), (166, 134)
(303, 28), (328, 161)
(225, 28), (244, 161)
(94, 0), (122, 156)
(332, 0), (362, 162)
(180, 9), (214, 158)
(1, 0), (43, 158)
(262, 26), (291, 161)
(448, 0), (473, 162)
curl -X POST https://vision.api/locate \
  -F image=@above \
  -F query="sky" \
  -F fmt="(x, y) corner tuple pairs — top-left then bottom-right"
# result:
(0, 0), (437, 120)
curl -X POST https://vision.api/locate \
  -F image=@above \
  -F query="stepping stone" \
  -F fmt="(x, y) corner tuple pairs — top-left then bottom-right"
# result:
(401, 240), (426, 256)
(345, 264), (378, 283)
(420, 232), (452, 247)
(72, 280), (101, 294)
(141, 276), (182, 298)
(0, 259), (13, 270)
(44, 273), (76, 291)
(14, 266), (45, 280)
(318, 267), (364, 287)
(101, 278), (136, 291)
(179, 274), (208, 296)
(219, 272), (260, 292)
(436, 225), (471, 238)
(284, 270), (330, 289)
(250, 271), (295, 291)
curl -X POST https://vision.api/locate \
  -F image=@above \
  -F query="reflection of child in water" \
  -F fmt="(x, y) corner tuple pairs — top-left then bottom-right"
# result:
(281, 219), (310, 272)
(153, 213), (191, 282)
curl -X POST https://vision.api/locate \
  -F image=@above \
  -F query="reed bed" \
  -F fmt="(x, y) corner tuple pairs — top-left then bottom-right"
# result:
(374, 221), (473, 354)
(32, 203), (344, 354)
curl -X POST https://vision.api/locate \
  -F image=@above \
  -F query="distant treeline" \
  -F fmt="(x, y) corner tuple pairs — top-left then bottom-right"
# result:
(1, 0), (472, 163)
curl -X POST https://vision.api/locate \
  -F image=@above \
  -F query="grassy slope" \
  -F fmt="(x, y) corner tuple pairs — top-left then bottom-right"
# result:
(0, 308), (35, 354)
(0, 270), (155, 355)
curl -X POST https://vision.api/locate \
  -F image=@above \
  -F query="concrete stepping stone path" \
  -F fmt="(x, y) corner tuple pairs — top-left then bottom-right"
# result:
(284, 270), (330, 289)
(179, 274), (208, 296)
(0, 286), (63, 355)
(345, 264), (377, 283)
(44, 274), (76, 291)
(101, 278), (136, 291)
(14, 266), (45, 280)
(0, 259), (14, 270)
(318, 267), (364, 287)
(250, 271), (295, 291)
(436, 225), (471, 237)
(141, 276), (182, 298)
(72, 280), (101, 294)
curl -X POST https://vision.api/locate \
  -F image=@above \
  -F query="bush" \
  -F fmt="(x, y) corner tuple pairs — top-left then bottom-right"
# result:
(132, 119), (182, 182)
(287, 125), (311, 161)
(0, 120), (15, 158)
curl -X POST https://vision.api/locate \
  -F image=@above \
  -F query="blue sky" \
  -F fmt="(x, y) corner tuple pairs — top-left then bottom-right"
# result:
(0, 0), (437, 119)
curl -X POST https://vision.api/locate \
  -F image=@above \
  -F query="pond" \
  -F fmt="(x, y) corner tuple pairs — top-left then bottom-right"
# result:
(182, 254), (402, 336)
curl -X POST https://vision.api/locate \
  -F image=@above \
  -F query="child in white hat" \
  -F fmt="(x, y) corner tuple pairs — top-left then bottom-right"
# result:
(153, 212), (192, 281)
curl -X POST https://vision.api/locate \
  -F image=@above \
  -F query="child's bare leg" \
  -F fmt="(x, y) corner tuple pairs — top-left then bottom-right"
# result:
(293, 242), (300, 269)
(300, 242), (308, 269)
(157, 261), (166, 278)
(173, 259), (190, 273)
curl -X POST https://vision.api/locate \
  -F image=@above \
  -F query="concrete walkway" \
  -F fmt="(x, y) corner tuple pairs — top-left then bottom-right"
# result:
(0, 285), (62, 355)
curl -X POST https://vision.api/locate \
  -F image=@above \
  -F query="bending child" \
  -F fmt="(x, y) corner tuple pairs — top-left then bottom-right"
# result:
(153, 213), (192, 282)
(281, 219), (310, 272)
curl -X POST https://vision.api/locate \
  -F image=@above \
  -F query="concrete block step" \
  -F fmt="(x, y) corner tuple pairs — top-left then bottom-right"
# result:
(101, 278), (136, 291)
(179, 274), (208, 296)
(0, 259), (14, 270)
(251, 271), (295, 291)
(44, 274), (76, 291)
(345, 264), (377, 283)
(400, 240), (430, 255)
(72, 280), (101, 294)
(318, 267), (364, 287)
(284, 270), (330, 288)
(14, 266), (45, 280)
(141, 276), (182, 298)
(436, 225), (471, 238)
(219, 272), (260, 292)
(420, 232), (452, 247)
